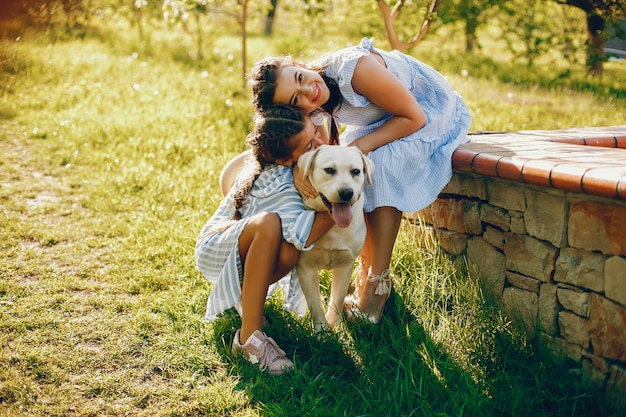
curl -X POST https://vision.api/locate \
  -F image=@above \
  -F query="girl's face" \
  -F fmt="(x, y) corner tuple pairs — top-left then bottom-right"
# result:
(273, 65), (330, 114)
(277, 118), (326, 167)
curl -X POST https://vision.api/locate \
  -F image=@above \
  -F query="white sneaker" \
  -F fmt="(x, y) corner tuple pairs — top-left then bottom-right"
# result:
(231, 329), (294, 376)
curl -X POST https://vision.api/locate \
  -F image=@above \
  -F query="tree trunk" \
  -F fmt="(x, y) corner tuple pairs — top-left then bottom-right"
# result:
(377, 0), (439, 53)
(586, 13), (605, 76)
(264, 0), (277, 36)
(241, 0), (248, 90)
(196, 12), (203, 60)
(465, 21), (478, 53)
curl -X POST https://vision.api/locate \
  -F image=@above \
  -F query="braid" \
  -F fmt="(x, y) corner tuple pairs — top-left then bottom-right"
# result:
(231, 105), (307, 219)
(232, 159), (261, 220)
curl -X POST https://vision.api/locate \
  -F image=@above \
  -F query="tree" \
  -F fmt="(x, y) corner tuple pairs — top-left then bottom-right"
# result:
(376, 0), (440, 52)
(437, 0), (503, 53)
(163, 0), (215, 60)
(500, 0), (560, 66)
(263, 0), (278, 34)
(555, 0), (626, 75)
(212, 0), (252, 89)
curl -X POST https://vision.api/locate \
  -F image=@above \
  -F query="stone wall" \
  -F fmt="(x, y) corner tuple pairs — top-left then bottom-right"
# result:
(406, 171), (626, 410)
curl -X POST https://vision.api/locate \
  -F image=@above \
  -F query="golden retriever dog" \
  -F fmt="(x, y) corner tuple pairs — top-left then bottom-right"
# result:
(296, 145), (374, 332)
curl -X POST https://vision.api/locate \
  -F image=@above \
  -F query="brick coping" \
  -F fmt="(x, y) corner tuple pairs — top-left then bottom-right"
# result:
(453, 126), (626, 201)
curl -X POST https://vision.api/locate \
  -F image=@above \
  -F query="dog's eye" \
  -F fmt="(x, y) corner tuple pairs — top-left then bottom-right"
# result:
(324, 167), (335, 175)
(351, 169), (361, 176)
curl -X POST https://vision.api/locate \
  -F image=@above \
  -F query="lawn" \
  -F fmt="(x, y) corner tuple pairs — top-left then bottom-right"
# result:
(0, 20), (624, 416)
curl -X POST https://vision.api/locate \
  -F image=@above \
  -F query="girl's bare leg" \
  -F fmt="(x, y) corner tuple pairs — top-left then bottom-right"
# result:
(237, 212), (298, 343)
(354, 206), (402, 320)
(356, 222), (372, 287)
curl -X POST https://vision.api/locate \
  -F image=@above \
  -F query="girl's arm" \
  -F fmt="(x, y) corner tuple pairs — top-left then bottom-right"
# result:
(220, 150), (251, 196)
(349, 53), (426, 154)
(306, 211), (335, 246)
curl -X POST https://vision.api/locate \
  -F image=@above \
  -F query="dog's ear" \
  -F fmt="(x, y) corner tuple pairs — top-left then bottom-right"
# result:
(296, 147), (321, 179)
(361, 153), (375, 185)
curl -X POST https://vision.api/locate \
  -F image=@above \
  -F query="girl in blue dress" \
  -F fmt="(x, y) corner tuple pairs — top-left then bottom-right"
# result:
(196, 105), (333, 375)
(249, 38), (472, 324)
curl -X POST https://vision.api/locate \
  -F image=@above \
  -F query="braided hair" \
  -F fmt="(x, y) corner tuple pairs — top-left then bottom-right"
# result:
(248, 56), (342, 145)
(232, 104), (307, 220)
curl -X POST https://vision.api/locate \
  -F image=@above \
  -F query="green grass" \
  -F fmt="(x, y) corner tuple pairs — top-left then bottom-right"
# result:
(1, 20), (624, 416)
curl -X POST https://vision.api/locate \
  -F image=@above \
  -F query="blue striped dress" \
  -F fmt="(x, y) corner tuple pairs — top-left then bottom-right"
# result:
(318, 38), (472, 213)
(195, 163), (314, 321)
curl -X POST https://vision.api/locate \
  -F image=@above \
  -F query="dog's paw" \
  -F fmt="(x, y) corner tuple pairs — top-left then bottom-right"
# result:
(312, 321), (330, 333)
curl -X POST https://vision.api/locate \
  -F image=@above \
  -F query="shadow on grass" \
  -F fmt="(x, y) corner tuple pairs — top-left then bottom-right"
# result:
(211, 285), (613, 417)
(211, 292), (493, 417)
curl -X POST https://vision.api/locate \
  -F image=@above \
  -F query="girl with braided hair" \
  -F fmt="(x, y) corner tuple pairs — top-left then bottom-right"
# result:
(247, 38), (472, 324)
(195, 104), (333, 376)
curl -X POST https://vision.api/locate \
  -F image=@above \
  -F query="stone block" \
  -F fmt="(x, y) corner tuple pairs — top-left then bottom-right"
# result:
(524, 189), (567, 248)
(443, 173), (487, 199)
(569, 201), (626, 257)
(504, 234), (558, 282)
(504, 287), (538, 339)
(510, 214), (526, 235)
(467, 237), (506, 303)
(582, 350), (610, 374)
(605, 256), (626, 307)
(415, 197), (482, 234)
(487, 180), (527, 212)
(554, 247), (605, 293)
(539, 333), (582, 363)
(557, 287), (590, 318)
(539, 284), (559, 336)
(581, 359), (608, 390)
(589, 294), (626, 362)
(607, 365), (626, 412)
(483, 226), (505, 250)
(481, 204), (511, 231)
(435, 229), (468, 255)
(507, 271), (541, 293)
(558, 311), (590, 349)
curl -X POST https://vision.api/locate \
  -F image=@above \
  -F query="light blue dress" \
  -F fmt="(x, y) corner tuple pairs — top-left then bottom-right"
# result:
(195, 163), (314, 321)
(318, 38), (472, 213)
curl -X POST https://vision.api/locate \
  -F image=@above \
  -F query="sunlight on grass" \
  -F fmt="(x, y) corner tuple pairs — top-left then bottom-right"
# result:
(0, 19), (622, 416)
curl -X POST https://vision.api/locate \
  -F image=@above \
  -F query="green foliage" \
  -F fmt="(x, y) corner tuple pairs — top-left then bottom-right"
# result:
(499, 0), (560, 66)
(437, 0), (502, 52)
(0, 17), (624, 417)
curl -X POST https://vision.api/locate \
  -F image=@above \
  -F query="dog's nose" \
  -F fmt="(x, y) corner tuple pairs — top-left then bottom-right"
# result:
(338, 187), (354, 202)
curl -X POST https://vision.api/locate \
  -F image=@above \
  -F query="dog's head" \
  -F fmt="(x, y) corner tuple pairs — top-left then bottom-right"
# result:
(297, 145), (374, 228)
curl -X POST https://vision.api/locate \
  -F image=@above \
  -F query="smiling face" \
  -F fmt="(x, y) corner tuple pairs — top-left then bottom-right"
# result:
(276, 117), (327, 167)
(273, 65), (331, 114)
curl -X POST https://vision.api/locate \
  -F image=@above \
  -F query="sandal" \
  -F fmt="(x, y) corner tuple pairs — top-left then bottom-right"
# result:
(344, 268), (392, 324)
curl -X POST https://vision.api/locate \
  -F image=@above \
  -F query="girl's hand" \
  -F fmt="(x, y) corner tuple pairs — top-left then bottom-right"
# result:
(347, 138), (372, 155)
(293, 164), (317, 200)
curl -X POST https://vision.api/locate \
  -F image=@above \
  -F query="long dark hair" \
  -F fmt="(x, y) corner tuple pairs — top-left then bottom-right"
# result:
(232, 104), (307, 220)
(248, 56), (342, 145)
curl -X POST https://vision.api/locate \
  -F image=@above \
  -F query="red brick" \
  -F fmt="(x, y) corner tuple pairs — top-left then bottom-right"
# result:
(496, 157), (525, 182)
(473, 153), (500, 176)
(521, 159), (556, 187)
(452, 148), (476, 172)
(549, 164), (586, 193)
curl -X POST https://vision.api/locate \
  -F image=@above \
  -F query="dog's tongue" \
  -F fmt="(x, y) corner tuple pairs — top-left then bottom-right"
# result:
(331, 203), (353, 228)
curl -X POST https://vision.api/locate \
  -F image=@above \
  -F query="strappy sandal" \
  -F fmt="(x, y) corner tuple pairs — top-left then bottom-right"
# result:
(344, 268), (392, 324)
